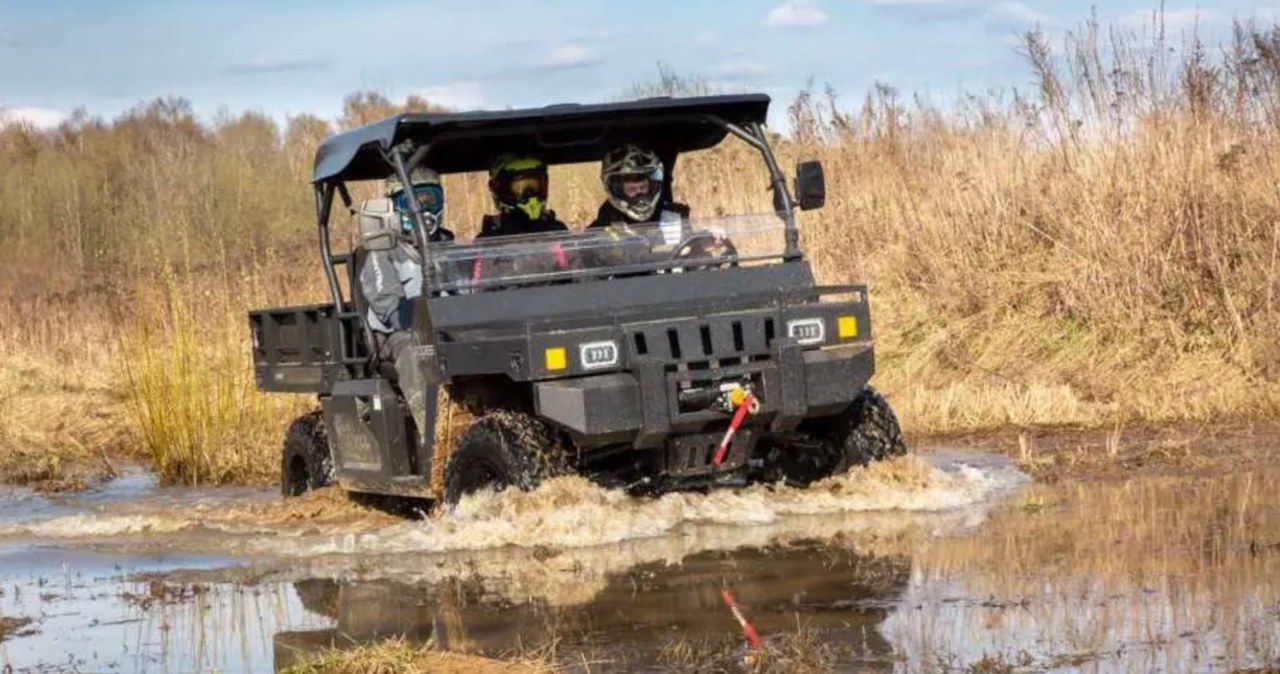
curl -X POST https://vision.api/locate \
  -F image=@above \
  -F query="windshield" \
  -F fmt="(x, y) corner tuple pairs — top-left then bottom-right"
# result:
(426, 213), (787, 294)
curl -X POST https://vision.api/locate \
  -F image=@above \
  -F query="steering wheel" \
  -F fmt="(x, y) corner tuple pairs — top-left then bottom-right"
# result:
(672, 230), (739, 269)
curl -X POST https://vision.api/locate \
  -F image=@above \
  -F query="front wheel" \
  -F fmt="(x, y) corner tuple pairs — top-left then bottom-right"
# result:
(281, 411), (334, 497)
(769, 387), (908, 487)
(825, 386), (908, 471)
(442, 412), (568, 506)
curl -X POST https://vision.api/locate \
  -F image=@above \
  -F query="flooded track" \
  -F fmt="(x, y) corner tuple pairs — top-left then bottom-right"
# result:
(0, 452), (1276, 673)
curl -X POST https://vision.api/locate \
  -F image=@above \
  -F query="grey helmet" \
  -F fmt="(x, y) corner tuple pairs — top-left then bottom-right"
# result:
(600, 144), (664, 222)
(383, 167), (444, 234)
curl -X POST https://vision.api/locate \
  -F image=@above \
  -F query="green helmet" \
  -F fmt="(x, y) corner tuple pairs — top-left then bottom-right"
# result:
(488, 154), (549, 221)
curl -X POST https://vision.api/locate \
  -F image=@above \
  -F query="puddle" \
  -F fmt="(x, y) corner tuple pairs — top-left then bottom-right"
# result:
(0, 452), (1275, 673)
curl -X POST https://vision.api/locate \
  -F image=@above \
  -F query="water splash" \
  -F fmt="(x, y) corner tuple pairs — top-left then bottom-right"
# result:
(284, 455), (1024, 558)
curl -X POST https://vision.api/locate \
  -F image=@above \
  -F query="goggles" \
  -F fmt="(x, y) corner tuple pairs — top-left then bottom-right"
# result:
(393, 183), (445, 216)
(492, 169), (548, 204)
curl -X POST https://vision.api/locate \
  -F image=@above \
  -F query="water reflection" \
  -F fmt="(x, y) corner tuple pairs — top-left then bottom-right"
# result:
(8, 453), (1276, 673)
(270, 468), (1280, 673)
(887, 470), (1280, 673)
(275, 544), (912, 672)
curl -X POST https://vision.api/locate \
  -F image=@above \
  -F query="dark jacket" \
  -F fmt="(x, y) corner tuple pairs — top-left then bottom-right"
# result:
(476, 209), (568, 239)
(586, 200), (690, 230)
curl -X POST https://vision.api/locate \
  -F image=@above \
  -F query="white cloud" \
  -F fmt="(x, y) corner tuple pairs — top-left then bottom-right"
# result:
(539, 44), (601, 69)
(694, 31), (720, 47)
(417, 82), (485, 111)
(0, 106), (66, 129)
(763, 1), (830, 28)
(711, 59), (773, 77)
(986, 1), (1049, 25)
(224, 56), (328, 76)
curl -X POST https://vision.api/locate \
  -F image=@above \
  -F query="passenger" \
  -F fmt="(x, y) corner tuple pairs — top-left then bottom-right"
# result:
(587, 143), (689, 230)
(385, 167), (455, 244)
(477, 154), (569, 238)
(358, 166), (448, 442)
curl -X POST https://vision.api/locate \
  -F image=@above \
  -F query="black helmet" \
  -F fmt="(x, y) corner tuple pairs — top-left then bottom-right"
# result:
(600, 144), (663, 222)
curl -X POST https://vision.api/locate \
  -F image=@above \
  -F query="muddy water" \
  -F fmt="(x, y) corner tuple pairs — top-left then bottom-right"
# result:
(0, 453), (1275, 673)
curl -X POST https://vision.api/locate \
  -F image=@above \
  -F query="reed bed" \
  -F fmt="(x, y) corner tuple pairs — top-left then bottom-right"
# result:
(1, 12), (1277, 484)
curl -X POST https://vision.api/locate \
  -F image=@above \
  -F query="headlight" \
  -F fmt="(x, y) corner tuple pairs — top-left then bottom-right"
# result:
(786, 318), (825, 345)
(579, 340), (619, 369)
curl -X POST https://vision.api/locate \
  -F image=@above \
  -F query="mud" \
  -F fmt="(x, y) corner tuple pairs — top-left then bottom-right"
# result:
(0, 445), (1276, 673)
(916, 420), (1280, 483)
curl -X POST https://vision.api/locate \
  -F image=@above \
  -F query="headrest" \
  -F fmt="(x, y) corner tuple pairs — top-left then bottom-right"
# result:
(358, 198), (399, 251)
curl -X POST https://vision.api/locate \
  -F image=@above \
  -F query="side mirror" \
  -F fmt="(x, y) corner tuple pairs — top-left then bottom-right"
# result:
(358, 197), (399, 251)
(794, 160), (825, 211)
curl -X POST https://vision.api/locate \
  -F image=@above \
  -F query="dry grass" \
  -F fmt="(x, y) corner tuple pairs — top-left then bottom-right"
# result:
(658, 619), (839, 674)
(113, 254), (310, 485)
(278, 638), (555, 674)
(0, 284), (128, 490)
(2, 12), (1280, 485)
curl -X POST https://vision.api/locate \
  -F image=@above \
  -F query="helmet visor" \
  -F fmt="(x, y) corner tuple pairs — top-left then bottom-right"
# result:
(394, 183), (444, 216)
(493, 168), (548, 206)
(605, 168), (662, 220)
(508, 172), (546, 201)
(606, 171), (659, 198)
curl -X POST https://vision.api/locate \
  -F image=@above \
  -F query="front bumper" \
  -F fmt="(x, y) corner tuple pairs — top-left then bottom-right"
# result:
(534, 342), (874, 449)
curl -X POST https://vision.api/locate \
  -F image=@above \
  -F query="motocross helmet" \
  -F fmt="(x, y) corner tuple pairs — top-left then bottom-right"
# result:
(384, 166), (444, 234)
(488, 154), (549, 221)
(601, 143), (664, 222)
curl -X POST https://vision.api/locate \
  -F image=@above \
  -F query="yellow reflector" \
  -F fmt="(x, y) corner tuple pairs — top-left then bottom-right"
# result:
(837, 315), (858, 339)
(544, 347), (567, 371)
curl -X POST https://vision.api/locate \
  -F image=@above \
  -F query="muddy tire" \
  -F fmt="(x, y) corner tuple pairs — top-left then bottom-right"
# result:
(826, 386), (908, 471)
(281, 411), (334, 497)
(442, 411), (567, 506)
(768, 387), (906, 486)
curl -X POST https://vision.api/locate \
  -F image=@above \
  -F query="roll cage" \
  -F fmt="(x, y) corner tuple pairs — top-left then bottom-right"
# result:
(308, 94), (806, 312)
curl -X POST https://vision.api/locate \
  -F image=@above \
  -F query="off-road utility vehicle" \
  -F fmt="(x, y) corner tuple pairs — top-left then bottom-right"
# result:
(249, 94), (906, 505)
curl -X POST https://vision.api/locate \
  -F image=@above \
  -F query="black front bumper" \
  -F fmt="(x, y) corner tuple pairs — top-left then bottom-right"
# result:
(533, 342), (874, 449)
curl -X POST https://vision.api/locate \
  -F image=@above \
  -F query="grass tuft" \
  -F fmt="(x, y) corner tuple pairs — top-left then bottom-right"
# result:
(114, 254), (308, 485)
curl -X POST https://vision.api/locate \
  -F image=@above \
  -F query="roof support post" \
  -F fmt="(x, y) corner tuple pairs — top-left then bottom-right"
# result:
(751, 122), (800, 260)
(718, 118), (801, 261)
(387, 146), (438, 286)
(315, 182), (343, 308)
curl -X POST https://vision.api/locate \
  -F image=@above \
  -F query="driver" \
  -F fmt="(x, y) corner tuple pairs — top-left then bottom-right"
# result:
(584, 143), (731, 270)
(478, 154), (569, 238)
(586, 143), (690, 230)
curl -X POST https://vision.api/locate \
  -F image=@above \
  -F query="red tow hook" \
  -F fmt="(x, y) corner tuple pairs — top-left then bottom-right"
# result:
(712, 390), (758, 466)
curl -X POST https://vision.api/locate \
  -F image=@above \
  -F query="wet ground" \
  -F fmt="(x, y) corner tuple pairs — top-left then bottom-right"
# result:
(0, 450), (1275, 673)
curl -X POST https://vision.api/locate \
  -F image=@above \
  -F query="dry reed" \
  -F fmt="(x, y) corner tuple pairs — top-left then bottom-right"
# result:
(2, 11), (1279, 484)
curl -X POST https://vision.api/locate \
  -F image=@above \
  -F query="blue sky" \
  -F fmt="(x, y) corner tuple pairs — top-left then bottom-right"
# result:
(0, 0), (1275, 130)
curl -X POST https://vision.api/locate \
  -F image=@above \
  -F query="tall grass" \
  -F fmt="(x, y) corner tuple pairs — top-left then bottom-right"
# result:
(2, 11), (1280, 484)
(778, 16), (1280, 430)
(114, 251), (310, 485)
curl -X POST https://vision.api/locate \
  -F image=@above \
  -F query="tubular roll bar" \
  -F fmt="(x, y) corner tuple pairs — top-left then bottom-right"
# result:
(313, 112), (804, 317)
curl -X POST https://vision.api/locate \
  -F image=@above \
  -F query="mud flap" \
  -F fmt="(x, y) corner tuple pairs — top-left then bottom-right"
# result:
(322, 379), (413, 479)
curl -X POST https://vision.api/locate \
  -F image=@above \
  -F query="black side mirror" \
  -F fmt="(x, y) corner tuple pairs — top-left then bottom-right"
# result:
(794, 160), (825, 211)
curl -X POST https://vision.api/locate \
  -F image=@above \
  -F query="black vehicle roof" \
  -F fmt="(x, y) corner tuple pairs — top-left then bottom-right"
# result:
(311, 94), (770, 184)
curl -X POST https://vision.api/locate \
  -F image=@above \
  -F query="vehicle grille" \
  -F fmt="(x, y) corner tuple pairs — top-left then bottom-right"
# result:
(627, 315), (775, 366)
